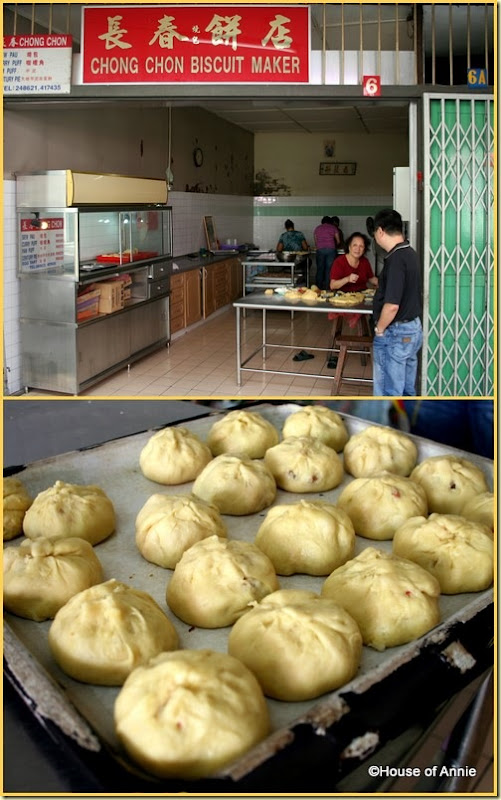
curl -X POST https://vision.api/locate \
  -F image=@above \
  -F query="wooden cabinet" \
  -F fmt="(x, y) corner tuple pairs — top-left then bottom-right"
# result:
(170, 273), (186, 334)
(170, 269), (202, 333)
(185, 268), (202, 327)
(203, 257), (241, 318)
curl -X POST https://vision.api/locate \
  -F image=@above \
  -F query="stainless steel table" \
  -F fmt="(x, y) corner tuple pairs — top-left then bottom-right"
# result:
(233, 292), (373, 387)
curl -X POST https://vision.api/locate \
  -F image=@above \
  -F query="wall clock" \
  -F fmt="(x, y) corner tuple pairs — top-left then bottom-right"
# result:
(193, 147), (204, 167)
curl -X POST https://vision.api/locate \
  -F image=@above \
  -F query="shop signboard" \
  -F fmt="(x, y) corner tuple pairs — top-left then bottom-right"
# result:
(20, 218), (65, 271)
(81, 5), (309, 83)
(3, 34), (72, 94)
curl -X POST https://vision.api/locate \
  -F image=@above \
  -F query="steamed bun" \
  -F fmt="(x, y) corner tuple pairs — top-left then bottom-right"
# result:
(192, 453), (276, 515)
(255, 500), (355, 575)
(3, 476), (32, 540)
(49, 579), (179, 685)
(228, 589), (362, 700)
(167, 536), (279, 628)
(264, 436), (344, 492)
(282, 406), (349, 452)
(410, 455), (490, 514)
(114, 649), (269, 779)
(207, 410), (279, 458)
(393, 513), (493, 594)
(321, 547), (441, 650)
(336, 471), (428, 540)
(23, 481), (115, 545)
(3, 536), (103, 621)
(343, 426), (418, 478)
(139, 426), (212, 485)
(135, 493), (227, 569)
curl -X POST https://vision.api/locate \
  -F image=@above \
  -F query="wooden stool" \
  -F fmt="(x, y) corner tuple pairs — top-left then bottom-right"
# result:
(330, 335), (373, 395)
(330, 315), (372, 365)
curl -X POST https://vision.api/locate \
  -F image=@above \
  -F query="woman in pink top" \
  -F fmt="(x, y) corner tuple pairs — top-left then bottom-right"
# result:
(328, 232), (378, 330)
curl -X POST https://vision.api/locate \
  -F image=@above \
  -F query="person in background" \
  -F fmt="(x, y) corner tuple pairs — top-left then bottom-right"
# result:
(313, 216), (340, 290)
(331, 216), (345, 251)
(372, 208), (423, 396)
(276, 219), (309, 253)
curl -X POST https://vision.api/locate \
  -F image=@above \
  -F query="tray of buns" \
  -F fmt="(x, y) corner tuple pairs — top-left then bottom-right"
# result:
(3, 403), (494, 791)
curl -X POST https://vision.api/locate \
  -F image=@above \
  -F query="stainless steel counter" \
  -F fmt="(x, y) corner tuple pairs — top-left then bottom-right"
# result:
(233, 292), (372, 387)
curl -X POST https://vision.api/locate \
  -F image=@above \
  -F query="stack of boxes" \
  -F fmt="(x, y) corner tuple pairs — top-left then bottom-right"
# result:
(77, 274), (133, 321)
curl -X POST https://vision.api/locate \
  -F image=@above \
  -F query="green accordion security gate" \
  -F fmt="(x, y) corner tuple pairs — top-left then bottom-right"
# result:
(422, 93), (494, 396)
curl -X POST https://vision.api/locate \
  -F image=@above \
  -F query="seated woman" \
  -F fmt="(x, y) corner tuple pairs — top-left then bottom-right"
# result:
(330, 232), (378, 296)
(327, 233), (379, 368)
(276, 219), (309, 253)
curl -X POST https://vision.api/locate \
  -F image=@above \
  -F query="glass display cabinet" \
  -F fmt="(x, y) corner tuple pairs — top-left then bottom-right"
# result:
(16, 172), (173, 394)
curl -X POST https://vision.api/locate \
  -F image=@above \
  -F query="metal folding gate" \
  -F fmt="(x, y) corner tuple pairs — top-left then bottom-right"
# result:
(422, 93), (494, 396)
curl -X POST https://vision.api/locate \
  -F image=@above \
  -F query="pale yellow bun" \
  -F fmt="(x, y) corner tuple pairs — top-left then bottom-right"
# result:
(410, 455), (489, 514)
(192, 453), (276, 515)
(139, 427), (212, 485)
(343, 426), (418, 478)
(3, 476), (32, 540)
(23, 481), (115, 545)
(114, 649), (270, 779)
(460, 491), (494, 530)
(321, 547), (440, 650)
(206, 410), (279, 458)
(167, 535), (279, 628)
(135, 493), (227, 569)
(337, 471), (428, 540)
(228, 589), (362, 701)
(264, 436), (344, 492)
(282, 405), (349, 452)
(255, 500), (355, 575)
(393, 513), (493, 594)
(3, 536), (103, 621)
(49, 579), (179, 685)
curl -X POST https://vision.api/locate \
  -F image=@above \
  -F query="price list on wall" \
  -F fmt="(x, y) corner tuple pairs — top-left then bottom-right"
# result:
(20, 219), (65, 271)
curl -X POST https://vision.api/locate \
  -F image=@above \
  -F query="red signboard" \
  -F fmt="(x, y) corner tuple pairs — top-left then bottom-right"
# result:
(81, 5), (310, 84)
(362, 75), (381, 97)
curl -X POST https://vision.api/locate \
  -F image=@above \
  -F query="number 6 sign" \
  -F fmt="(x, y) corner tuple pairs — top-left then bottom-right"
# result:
(363, 75), (381, 97)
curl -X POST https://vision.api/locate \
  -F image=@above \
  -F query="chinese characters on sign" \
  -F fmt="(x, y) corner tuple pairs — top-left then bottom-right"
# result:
(319, 162), (357, 176)
(20, 218), (66, 271)
(3, 34), (72, 94)
(81, 6), (309, 83)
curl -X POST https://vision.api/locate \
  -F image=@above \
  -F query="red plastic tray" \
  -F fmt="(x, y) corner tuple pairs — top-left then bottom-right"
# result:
(96, 251), (158, 263)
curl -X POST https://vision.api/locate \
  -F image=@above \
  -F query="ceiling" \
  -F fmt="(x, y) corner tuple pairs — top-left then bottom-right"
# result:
(195, 99), (410, 134)
(4, 3), (492, 136)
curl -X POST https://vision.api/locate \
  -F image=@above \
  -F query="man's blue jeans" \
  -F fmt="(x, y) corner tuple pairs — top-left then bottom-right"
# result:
(315, 248), (337, 290)
(372, 318), (423, 396)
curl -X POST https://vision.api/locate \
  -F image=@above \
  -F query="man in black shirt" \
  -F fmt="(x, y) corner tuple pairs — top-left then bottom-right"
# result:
(372, 209), (423, 396)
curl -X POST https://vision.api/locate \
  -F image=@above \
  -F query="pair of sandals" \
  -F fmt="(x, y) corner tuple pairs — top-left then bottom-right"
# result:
(293, 350), (338, 368)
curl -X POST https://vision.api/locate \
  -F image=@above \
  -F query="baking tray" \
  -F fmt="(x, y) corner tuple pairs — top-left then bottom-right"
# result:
(3, 403), (494, 792)
(96, 251), (158, 263)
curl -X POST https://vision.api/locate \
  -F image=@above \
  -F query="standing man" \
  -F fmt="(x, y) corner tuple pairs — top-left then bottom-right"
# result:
(313, 216), (340, 290)
(372, 209), (423, 396)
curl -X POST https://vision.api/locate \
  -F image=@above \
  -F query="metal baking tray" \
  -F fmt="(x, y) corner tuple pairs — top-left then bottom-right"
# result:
(4, 403), (494, 792)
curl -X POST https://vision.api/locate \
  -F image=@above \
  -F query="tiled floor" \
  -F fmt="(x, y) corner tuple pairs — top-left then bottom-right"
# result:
(26, 306), (373, 398)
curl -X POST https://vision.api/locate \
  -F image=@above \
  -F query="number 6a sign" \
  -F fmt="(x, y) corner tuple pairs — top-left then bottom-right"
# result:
(363, 75), (381, 97)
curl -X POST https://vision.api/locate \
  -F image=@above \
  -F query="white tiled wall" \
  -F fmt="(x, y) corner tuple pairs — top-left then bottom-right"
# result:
(169, 191), (255, 255)
(253, 194), (392, 253)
